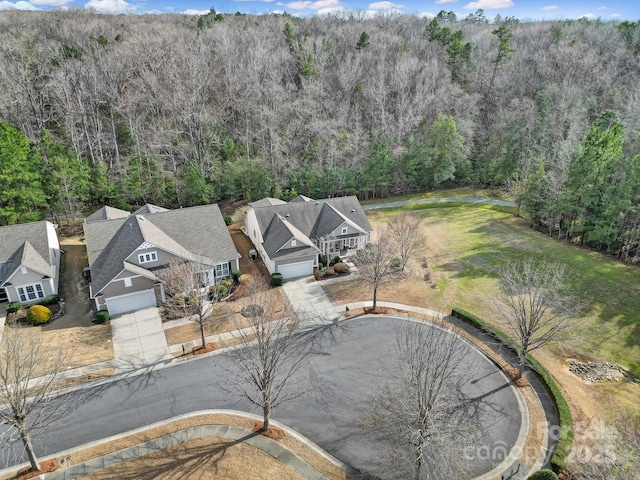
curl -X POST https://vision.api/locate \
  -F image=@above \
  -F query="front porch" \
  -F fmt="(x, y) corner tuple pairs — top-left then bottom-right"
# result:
(318, 234), (368, 257)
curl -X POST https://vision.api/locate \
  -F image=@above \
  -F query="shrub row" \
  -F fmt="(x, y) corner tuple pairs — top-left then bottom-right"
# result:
(6, 295), (61, 315)
(451, 307), (573, 472)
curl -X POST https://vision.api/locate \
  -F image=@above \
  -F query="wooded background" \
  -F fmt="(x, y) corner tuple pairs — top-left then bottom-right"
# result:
(1, 10), (639, 260)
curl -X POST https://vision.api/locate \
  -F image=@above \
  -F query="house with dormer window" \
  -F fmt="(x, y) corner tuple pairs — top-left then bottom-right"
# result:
(0, 221), (61, 305)
(83, 203), (240, 316)
(244, 195), (373, 279)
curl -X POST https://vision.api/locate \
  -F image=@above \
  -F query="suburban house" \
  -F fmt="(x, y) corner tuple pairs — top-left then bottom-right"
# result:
(0, 221), (61, 304)
(84, 203), (240, 316)
(244, 195), (373, 279)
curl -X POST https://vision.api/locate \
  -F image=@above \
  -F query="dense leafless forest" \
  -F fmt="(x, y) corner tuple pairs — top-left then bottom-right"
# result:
(1, 10), (639, 259)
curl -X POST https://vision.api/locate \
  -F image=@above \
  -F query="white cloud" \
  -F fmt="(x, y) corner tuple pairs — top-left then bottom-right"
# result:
(464, 0), (513, 9)
(0, 1), (39, 10)
(369, 1), (403, 10)
(181, 8), (210, 14)
(30, 0), (72, 5)
(84, 0), (136, 13)
(284, 0), (342, 10)
(580, 12), (595, 18)
(435, 0), (456, 4)
(541, 5), (558, 10)
(418, 11), (435, 18)
(610, 13), (621, 17)
(317, 5), (345, 14)
(596, 5), (609, 10)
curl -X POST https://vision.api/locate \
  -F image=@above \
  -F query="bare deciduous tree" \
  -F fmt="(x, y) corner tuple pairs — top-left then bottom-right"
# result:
(367, 320), (477, 480)
(0, 327), (68, 472)
(495, 257), (578, 379)
(352, 227), (399, 312)
(387, 212), (426, 271)
(224, 284), (311, 431)
(159, 258), (222, 350)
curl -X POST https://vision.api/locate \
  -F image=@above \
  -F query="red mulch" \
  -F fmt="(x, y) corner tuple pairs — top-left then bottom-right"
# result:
(17, 459), (58, 479)
(192, 343), (216, 355)
(504, 366), (530, 387)
(363, 306), (389, 314)
(252, 422), (285, 441)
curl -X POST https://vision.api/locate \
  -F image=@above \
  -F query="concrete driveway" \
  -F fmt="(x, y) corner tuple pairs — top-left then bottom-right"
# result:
(282, 276), (339, 325)
(110, 307), (172, 371)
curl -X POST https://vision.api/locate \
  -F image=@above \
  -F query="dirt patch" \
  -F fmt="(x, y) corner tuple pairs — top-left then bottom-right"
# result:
(568, 360), (628, 383)
(363, 306), (388, 314)
(228, 225), (270, 284)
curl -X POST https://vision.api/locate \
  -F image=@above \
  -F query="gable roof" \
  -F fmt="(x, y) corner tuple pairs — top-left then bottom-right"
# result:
(252, 196), (373, 243)
(84, 204), (240, 296)
(84, 206), (130, 224)
(262, 214), (319, 259)
(132, 204), (169, 216)
(0, 222), (57, 284)
(249, 197), (287, 208)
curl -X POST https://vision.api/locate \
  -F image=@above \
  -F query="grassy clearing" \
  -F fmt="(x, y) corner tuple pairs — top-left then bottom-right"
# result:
(360, 186), (508, 205)
(345, 203), (640, 377)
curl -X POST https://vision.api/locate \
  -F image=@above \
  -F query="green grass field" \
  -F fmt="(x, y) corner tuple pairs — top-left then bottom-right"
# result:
(367, 199), (640, 377)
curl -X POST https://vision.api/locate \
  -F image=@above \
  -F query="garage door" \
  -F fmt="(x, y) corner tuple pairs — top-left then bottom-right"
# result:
(106, 289), (156, 316)
(277, 260), (314, 279)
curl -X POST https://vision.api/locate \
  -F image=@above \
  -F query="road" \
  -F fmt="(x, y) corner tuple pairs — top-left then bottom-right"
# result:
(3, 317), (523, 478)
(362, 196), (516, 210)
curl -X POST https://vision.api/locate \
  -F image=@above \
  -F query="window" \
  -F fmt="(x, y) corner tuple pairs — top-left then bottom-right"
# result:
(17, 283), (45, 302)
(291, 239), (297, 247)
(341, 227), (348, 235)
(138, 251), (158, 264)
(215, 262), (230, 278)
(124, 277), (132, 287)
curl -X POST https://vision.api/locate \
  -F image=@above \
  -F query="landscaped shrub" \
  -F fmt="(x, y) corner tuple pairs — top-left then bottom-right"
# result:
(326, 267), (335, 276)
(39, 295), (60, 306)
(223, 215), (233, 226)
(238, 273), (253, 285)
(333, 262), (350, 274)
(26, 305), (53, 325)
(271, 273), (283, 287)
(332, 255), (341, 266)
(319, 255), (328, 267)
(451, 307), (573, 471)
(390, 257), (402, 270)
(314, 270), (324, 281)
(6, 302), (23, 314)
(527, 470), (558, 480)
(95, 310), (110, 324)
(231, 269), (241, 282)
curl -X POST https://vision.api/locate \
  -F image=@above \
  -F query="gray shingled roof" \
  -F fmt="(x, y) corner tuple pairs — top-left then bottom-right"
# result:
(253, 196), (373, 247)
(249, 198), (287, 208)
(0, 222), (57, 284)
(132, 204), (169, 215)
(84, 206), (130, 224)
(84, 204), (240, 296)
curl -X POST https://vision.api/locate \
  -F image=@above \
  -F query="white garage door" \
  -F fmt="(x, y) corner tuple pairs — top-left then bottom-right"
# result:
(106, 289), (156, 316)
(277, 260), (314, 279)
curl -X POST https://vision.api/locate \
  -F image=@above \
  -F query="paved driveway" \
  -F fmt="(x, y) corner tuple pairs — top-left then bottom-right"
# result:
(3, 316), (523, 479)
(110, 307), (172, 371)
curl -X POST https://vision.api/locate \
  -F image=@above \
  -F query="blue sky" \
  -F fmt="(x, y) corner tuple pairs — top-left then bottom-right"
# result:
(0, 0), (638, 21)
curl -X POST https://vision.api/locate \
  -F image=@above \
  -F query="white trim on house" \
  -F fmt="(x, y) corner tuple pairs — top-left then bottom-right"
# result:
(138, 251), (158, 264)
(16, 283), (45, 302)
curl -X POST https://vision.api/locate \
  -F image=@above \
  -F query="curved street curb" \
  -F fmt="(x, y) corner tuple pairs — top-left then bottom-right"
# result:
(1, 410), (359, 480)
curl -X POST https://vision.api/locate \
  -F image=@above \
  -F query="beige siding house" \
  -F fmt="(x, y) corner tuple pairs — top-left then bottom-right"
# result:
(0, 221), (61, 304)
(84, 204), (240, 316)
(244, 195), (373, 279)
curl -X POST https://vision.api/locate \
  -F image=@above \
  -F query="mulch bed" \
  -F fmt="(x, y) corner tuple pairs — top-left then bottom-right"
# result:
(363, 306), (389, 314)
(191, 343), (216, 355)
(504, 365), (530, 387)
(17, 459), (58, 479)
(252, 422), (285, 441)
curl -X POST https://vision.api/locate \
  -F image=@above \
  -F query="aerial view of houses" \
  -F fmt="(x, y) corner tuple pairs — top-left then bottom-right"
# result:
(1, 2), (640, 480)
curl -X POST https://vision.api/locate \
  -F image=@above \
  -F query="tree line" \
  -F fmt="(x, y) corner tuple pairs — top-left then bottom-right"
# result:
(0, 10), (639, 259)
